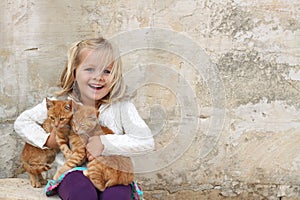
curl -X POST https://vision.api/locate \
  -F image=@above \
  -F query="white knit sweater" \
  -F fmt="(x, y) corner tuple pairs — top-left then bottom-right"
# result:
(14, 98), (155, 159)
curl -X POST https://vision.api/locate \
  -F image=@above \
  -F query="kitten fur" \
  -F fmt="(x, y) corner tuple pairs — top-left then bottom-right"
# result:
(52, 101), (87, 180)
(21, 98), (72, 187)
(71, 103), (134, 191)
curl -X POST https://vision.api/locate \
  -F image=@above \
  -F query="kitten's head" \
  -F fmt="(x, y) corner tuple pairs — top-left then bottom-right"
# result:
(46, 98), (73, 129)
(71, 102), (99, 135)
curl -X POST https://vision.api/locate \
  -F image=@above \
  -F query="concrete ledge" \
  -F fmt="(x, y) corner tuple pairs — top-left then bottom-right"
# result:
(0, 178), (59, 200)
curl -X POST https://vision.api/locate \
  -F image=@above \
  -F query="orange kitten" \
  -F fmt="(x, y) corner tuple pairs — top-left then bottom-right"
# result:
(53, 101), (87, 180)
(71, 103), (134, 191)
(21, 98), (72, 187)
(84, 155), (134, 191)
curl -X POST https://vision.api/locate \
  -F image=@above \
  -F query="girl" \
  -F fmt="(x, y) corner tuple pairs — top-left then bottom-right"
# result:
(14, 37), (155, 200)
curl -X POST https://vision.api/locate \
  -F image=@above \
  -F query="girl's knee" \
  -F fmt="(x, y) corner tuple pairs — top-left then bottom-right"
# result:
(58, 171), (98, 200)
(67, 186), (98, 200)
(100, 185), (132, 200)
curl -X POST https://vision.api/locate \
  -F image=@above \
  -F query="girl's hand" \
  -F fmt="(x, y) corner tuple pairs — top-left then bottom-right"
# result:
(86, 136), (104, 161)
(45, 129), (58, 149)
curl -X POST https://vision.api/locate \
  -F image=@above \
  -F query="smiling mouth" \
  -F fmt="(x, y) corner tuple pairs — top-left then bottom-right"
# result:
(89, 84), (104, 90)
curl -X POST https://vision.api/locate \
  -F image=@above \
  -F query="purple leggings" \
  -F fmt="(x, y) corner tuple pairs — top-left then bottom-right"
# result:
(57, 170), (132, 200)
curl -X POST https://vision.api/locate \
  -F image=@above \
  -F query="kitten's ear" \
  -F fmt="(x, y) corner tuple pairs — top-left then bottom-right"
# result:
(46, 98), (54, 109)
(72, 101), (80, 112)
(91, 110), (99, 121)
(65, 100), (72, 111)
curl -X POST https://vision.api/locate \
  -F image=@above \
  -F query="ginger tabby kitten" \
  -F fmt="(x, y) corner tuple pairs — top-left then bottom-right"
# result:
(21, 98), (72, 187)
(52, 101), (87, 180)
(71, 103), (134, 191)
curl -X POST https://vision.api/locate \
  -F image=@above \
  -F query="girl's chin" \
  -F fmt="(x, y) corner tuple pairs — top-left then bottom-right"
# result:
(90, 94), (107, 101)
(86, 90), (110, 101)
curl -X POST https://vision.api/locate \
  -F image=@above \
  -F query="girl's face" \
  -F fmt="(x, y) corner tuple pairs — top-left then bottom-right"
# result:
(75, 49), (113, 107)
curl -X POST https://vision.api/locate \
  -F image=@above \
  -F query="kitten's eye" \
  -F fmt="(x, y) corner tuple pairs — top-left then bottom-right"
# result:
(60, 118), (65, 121)
(50, 116), (55, 120)
(65, 105), (71, 111)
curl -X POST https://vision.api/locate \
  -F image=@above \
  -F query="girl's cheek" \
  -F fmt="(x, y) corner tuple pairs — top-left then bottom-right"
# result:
(105, 76), (112, 84)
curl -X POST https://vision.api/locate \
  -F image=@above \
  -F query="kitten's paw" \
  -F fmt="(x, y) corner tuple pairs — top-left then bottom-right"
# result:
(29, 174), (41, 188)
(83, 170), (88, 177)
(53, 173), (60, 180)
(97, 185), (106, 192)
(30, 179), (42, 188)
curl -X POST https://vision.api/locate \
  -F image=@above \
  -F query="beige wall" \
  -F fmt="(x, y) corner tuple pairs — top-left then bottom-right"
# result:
(1, 0), (300, 199)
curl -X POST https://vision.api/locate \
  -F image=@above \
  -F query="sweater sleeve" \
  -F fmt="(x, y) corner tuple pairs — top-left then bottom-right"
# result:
(100, 101), (155, 156)
(14, 99), (50, 149)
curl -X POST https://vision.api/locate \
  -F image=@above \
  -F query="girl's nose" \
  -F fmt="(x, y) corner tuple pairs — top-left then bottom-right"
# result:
(93, 70), (104, 81)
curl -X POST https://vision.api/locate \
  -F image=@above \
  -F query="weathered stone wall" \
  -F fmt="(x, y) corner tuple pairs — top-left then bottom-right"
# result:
(1, 0), (300, 199)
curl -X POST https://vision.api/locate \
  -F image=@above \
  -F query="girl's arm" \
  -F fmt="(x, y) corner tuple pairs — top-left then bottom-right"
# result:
(14, 98), (52, 149)
(100, 101), (155, 156)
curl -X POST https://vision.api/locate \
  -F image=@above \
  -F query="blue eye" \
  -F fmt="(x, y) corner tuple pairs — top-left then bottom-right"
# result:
(85, 68), (95, 72)
(103, 69), (111, 74)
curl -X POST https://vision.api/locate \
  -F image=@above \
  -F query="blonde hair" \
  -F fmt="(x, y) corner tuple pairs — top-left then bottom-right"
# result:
(57, 37), (126, 106)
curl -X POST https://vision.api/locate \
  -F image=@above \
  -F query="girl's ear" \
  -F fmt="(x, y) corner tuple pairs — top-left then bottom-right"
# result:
(65, 100), (72, 111)
(46, 98), (54, 110)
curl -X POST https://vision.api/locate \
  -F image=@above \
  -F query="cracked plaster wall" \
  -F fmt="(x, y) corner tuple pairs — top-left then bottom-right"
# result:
(0, 0), (300, 199)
